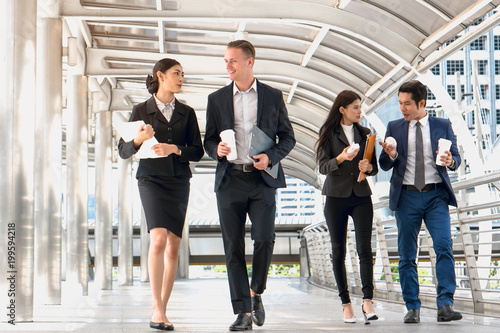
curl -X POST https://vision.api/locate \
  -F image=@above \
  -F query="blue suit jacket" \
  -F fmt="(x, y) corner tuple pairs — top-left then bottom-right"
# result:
(204, 80), (295, 192)
(379, 117), (461, 211)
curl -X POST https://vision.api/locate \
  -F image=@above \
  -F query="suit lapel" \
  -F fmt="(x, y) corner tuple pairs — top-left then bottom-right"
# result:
(335, 126), (350, 147)
(146, 96), (159, 116)
(168, 99), (186, 126)
(354, 126), (364, 144)
(225, 83), (235, 129)
(146, 96), (169, 125)
(428, 117), (437, 156)
(401, 120), (409, 158)
(256, 80), (264, 126)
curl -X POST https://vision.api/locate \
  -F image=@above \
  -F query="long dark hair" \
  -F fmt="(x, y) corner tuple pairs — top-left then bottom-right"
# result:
(145, 58), (181, 94)
(315, 90), (362, 161)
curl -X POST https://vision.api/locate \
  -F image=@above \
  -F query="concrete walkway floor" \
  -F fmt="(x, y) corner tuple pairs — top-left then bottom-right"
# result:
(2, 277), (499, 332)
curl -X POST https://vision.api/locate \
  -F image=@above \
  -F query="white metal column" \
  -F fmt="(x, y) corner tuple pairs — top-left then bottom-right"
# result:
(34, 16), (63, 306)
(0, 0), (37, 323)
(140, 208), (150, 282)
(118, 151), (133, 286)
(95, 108), (114, 290)
(65, 75), (89, 295)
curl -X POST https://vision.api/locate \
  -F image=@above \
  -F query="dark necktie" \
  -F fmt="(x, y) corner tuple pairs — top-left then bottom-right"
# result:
(414, 122), (425, 191)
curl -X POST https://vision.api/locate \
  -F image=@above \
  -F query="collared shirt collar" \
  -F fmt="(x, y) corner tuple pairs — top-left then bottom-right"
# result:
(233, 79), (257, 95)
(153, 93), (175, 111)
(411, 113), (429, 128)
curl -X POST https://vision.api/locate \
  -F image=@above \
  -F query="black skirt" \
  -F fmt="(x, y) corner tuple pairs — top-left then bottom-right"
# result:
(137, 175), (190, 238)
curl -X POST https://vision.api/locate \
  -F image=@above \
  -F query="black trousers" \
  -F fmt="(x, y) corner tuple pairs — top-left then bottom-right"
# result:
(216, 169), (276, 314)
(324, 194), (374, 304)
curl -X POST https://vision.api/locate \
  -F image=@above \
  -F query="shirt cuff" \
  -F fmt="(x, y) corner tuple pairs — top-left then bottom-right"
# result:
(449, 159), (456, 169)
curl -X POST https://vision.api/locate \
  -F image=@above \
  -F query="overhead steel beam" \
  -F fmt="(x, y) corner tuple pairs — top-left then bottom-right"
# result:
(420, 0), (496, 49)
(61, 0), (420, 63)
(365, 9), (500, 116)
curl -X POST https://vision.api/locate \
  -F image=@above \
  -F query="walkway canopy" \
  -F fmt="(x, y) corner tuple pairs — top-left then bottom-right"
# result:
(61, 0), (500, 187)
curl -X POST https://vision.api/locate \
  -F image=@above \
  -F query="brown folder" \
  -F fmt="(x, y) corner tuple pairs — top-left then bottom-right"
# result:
(357, 134), (376, 182)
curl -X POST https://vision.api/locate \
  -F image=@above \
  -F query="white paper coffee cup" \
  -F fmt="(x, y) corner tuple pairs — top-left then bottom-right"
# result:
(436, 138), (452, 166)
(220, 129), (237, 161)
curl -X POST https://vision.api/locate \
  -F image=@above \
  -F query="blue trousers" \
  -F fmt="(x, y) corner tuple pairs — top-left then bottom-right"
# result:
(395, 187), (456, 309)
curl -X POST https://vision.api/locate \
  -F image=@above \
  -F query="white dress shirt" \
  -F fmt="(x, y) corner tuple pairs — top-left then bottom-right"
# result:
(232, 80), (258, 164)
(341, 123), (355, 145)
(154, 94), (175, 122)
(403, 115), (442, 185)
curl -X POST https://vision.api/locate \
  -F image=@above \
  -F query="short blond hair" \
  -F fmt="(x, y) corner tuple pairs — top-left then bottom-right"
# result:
(227, 40), (255, 59)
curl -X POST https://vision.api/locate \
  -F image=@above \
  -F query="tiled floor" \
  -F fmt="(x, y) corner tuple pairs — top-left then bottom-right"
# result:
(2, 277), (499, 332)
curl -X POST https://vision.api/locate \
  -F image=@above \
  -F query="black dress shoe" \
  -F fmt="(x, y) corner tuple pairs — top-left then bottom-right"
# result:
(404, 309), (420, 323)
(229, 313), (252, 331)
(437, 304), (462, 322)
(150, 321), (174, 330)
(251, 295), (265, 326)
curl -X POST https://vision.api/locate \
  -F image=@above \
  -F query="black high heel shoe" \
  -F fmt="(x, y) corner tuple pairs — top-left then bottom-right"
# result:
(362, 300), (378, 325)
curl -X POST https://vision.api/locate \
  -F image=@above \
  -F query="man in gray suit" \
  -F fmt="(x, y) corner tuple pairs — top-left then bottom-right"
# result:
(204, 40), (295, 331)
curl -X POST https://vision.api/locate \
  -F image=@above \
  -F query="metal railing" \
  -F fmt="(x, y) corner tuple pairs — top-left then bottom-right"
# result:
(301, 171), (500, 316)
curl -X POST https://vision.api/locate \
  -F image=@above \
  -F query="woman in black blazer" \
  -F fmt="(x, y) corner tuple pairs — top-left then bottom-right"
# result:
(118, 58), (203, 330)
(316, 90), (378, 324)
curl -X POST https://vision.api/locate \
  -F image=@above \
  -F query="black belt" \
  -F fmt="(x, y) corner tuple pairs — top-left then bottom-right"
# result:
(231, 163), (256, 172)
(402, 183), (442, 192)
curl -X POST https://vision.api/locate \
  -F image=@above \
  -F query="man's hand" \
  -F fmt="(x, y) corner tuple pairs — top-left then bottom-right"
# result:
(217, 142), (231, 158)
(439, 150), (453, 167)
(252, 153), (270, 170)
(379, 140), (397, 158)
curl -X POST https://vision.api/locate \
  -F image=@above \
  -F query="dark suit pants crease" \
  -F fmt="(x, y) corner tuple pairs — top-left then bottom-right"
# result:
(216, 169), (276, 314)
(324, 194), (374, 304)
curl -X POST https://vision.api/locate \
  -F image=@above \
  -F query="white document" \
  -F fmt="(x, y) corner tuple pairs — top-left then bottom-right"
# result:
(114, 120), (162, 159)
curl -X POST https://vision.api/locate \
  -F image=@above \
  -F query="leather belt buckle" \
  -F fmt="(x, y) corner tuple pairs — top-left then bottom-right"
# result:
(231, 163), (255, 172)
(242, 164), (254, 172)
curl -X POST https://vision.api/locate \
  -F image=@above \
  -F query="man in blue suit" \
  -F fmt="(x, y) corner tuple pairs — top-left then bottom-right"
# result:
(379, 80), (462, 324)
(204, 40), (295, 331)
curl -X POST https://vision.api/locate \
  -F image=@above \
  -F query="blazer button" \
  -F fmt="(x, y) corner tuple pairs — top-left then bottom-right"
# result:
(167, 139), (172, 143)
(167, 127), (172, 131)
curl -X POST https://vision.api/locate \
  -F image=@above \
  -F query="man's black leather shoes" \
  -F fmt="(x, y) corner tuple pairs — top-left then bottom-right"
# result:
(437, 304), (462, 322)
(404, 309), (420, 323)
(229, 313), (252, 331)
(251, 295), (265, 326)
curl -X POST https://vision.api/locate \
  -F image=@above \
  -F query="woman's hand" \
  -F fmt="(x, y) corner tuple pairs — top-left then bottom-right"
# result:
(358, 158), (373, 173)
(151, 143), (181, 157)
(133, 124), (155, 148)
(336, 146), (359, 165)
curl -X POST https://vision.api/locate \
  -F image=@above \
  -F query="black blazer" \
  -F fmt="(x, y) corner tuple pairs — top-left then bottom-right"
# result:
(204, 80), (296, 191)
(318, 124), (378, 198)
(118, 96), (204, 178)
